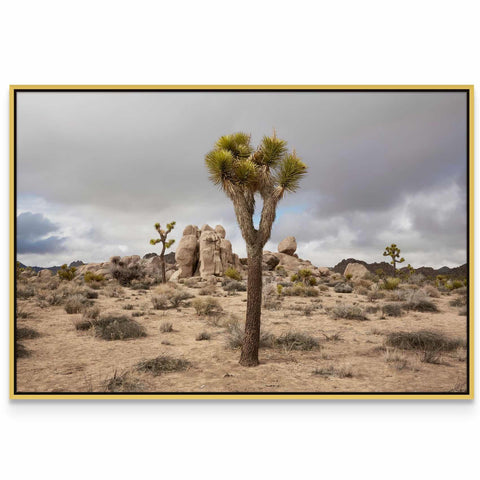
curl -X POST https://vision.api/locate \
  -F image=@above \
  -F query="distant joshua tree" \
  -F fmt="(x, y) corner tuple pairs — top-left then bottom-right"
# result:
(205, 132), (307, 366)
(150, 221), (176, 283)
(383, 243), (405, 277)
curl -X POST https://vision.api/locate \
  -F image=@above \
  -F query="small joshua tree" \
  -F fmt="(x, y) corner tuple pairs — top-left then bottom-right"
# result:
(150, 221), (176, 283)
(205, 131), (307, 366)
(383, 244), (405, 277)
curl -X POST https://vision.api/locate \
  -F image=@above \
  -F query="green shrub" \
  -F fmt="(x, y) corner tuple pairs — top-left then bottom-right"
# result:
(84, 271), (105, 284)
(224, 267), (242, 281)
(58, 264), (76, 281)
(381, 277), (400, 290)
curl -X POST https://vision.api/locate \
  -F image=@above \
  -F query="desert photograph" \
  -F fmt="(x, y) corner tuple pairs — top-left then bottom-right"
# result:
(12, 88), (471, 396)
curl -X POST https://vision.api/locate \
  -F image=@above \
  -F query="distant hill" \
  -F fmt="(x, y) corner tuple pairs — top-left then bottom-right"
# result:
(332, 258), (467, 279)
(17, 260), (85, 274)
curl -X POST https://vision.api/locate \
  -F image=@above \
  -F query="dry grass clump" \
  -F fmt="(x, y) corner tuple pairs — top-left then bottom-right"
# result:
(283, 284), (319, 297)
(382, 303), (403, 317)
(16, 327), (40, 340)
(276, 331), (319, 351)
(195, 331), (211, 341)
(91, 315), (147, 340)
(331, 303), (368, 321)
(449, 296), (467, 307)
(160, 321), (174, 333)
(16, 342), (30, 358)
(199, 285), (217, 296)
(222, 279), (247, 292)
(64, 294), (92, 314)
(385, 330), (464, 352)
(384, 348), (409, 370)
(355, 286), (370, 296)
(17, 285), (35, 299)
(104, 285), (124, 298)
(191, 297), (222, 316)
(402, 290), (438, 312)
(225, 321), (275, 349)
(365, 305), (379, 314)
(152, 285), (193, 310)
(423, 285), (441, 298)
(367, 290), (386, 301)
(136, 355), (190, 376)
(103, 370), (145, 392)
(313, 364), (353, 378)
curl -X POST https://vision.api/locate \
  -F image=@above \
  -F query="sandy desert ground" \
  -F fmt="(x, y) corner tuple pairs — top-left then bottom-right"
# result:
(14, 268), (468, 395)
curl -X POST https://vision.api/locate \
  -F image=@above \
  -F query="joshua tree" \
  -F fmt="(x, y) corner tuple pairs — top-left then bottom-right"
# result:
(383, 243), (405, 277)
(150, 221), (176, 283)
(205, 132), (307, 366)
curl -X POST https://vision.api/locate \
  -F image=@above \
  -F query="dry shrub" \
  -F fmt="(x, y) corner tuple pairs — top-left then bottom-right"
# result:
(402, 290), (438, 312)
(199, 285), (217, 296)
(384, 348), (409, 370)
(423, 285), (441, 298)
(16, 327), (40, 340)
(104, 370), (144, 392)
(195, 331), (211, 341)
(191, 297), (222, 316)
(222, 279), (247, 292)
(449, 296), (467, 307)
(104, 285), (125, 298)
(368, 290), (386, 301)
(283, 284), (319, 297)
(382, 303), (403, 317)
(263, 283), (282, 310)
(355, 278), (373, 289)
(136, 356), (190, 376)
(276, 331), (319, 351)
(331, 303), (368, 320)
(92, 315), (147, 340)
(110, 262), (145, 286)
(313, 364), (353, 378)
(16, 342), (30, 358)
(17, 285), (35, 299)
(355, 286), (370, 296)
(225, 321), (275, 349)
(160, 321), (173, 333)
(64, 294), (92, 314)
(152, 285), (193, 309)
(385, 330), (464, 352)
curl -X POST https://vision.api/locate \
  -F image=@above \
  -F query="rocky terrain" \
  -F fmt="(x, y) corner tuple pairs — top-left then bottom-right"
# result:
(15, 225), (468, 394)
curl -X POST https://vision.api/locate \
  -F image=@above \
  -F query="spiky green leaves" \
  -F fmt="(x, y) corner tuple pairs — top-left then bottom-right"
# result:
(205, 131), (307, 200)
(256, 135), (288, 168)
(150, 221), (175, 250)
(205, 149), (235, 187)
(276, 153), (307, 196)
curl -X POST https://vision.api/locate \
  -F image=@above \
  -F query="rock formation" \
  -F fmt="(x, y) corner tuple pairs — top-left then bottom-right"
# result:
(278, 236), (297, 255)
(343, 262), (369, 280)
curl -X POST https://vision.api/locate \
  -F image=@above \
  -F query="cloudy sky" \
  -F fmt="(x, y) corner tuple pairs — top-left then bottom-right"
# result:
(16, 90), (468, 268)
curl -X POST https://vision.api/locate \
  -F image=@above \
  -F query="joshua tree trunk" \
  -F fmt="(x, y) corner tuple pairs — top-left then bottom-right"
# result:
(239, 243), (263, 367)
(160, 245), (166, 283)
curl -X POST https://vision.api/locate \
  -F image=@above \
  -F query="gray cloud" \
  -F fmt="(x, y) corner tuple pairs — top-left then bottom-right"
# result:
(16, 91), (468, 268)
(17, 212), (67, 254)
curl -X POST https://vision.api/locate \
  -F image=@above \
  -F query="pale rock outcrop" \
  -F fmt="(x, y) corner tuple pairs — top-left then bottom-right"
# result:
(263, 252), (280, 271)
(175, 234), (199, 278)
(344, 262), (369, 281)
(199, 230), (223, 277)
(278, 236), (297, 255)
(215, 225), (226, 239)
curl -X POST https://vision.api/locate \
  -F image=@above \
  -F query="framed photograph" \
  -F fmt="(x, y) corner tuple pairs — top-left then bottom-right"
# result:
(10, 85), (473, 399)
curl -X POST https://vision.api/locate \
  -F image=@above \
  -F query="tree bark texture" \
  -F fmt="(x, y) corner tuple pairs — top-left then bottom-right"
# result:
(239, 244), (263, 367)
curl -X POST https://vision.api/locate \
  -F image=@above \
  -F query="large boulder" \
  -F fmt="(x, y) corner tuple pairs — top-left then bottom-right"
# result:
(215, 225), (226, 239)
(183, 225), (199, 237)
(175, 234), (199, 278)
(263, 252), (280, 271)
(344, 262), (369, 281)
(278, 236), (297, 255)
(199, 230), (223, 277)
(334, 282), (353, 293)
